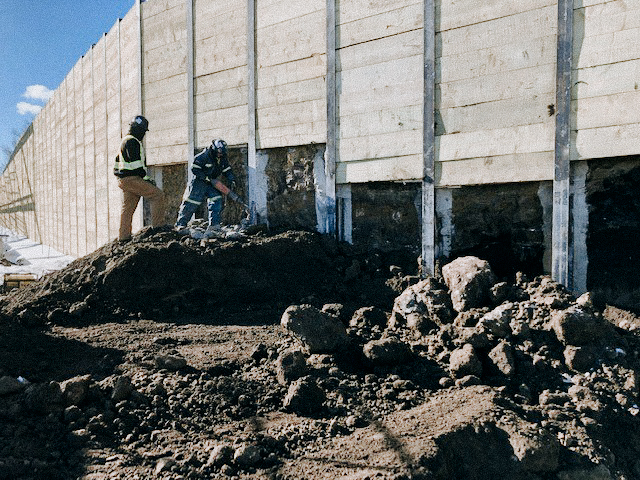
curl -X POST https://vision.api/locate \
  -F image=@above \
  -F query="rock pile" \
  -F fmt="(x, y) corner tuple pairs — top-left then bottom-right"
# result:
(1, 231), (640, 479)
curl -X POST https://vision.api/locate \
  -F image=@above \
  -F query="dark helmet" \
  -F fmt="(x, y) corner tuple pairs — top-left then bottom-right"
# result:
(129, 115), (149, 133)
(211, 139), (227, 157)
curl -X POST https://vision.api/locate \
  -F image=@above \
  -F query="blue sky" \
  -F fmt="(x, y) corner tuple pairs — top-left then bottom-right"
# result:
(0, 0), (137, 171)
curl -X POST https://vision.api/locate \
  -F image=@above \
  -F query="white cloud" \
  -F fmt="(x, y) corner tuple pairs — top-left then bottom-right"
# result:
(17, 102), (43, 116)
(23, 84), (54, 102)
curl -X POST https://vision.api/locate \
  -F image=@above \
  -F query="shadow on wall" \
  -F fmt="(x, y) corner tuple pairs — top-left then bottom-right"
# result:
(0, 195), (35, 215)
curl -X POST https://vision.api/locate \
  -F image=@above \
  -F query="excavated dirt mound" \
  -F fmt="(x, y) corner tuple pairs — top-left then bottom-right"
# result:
(1, 228), (640, 479)
(0, 228), (400, 327)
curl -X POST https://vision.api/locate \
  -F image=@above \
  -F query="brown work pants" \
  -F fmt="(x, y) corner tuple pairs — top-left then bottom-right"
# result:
(117, 175), (166, 240)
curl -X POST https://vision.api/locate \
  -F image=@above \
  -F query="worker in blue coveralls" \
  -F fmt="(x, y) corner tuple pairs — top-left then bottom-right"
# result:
(175, 139), (235, 237)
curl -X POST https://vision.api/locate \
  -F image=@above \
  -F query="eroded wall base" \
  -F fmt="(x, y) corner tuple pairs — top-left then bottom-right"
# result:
(586, 156), (640, 311)
(447, 182), (550, 280)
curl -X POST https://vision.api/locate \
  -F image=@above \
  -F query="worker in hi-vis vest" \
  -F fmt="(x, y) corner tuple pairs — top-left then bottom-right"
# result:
(113, 115), (167, 241)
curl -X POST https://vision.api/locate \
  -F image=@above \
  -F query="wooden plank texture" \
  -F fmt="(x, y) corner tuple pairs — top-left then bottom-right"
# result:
(337, 3), (422, 48)
(437, 151), (554, 186)
(336, 154), (423, 184)
(437, 0), (555, 32)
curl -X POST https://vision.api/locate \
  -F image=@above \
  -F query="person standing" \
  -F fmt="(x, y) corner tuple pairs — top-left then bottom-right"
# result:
(175, 139), (235, 237)
(114, 115), (167, 241)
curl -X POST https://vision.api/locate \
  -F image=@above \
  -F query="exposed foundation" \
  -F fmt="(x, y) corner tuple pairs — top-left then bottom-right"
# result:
(350, 182), (421, 254)
(146, 145), (640, 315)
(264, 145), (322, 232)
(446, 182), (551, 281)
(586, 156), (640, 311)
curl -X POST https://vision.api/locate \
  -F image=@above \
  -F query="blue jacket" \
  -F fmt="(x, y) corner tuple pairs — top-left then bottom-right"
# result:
(192, 147), (235, 184)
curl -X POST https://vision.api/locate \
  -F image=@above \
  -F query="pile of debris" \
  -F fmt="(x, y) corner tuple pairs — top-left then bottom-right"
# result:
(1, 229), (640, 479)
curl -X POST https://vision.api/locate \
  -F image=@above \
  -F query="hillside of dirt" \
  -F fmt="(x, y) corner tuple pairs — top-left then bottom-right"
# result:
(1, 227), (640, 479)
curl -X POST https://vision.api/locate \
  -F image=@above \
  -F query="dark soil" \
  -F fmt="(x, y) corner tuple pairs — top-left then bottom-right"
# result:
(1, 227), (640, 479)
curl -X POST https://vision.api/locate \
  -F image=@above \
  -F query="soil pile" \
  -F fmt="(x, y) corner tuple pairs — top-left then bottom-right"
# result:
(1, 228), (640, 479)
(0, 228), (400, 326)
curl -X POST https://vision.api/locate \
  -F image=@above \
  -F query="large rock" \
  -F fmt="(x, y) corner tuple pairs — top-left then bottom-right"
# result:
(442, 257), (496, 312)
(551, 306), (606, 346)
(390, 277), (453, 333)
(281, 304), (349, 354)
(362, 337), (412, 366)
(449, 344), (482, 378)
(283, 376), (326, 415)
(0, 376), (24, 396)
(60, 374), (92, 406)
(477, 303), (514, 338)
(349, 306), (388, 329)
(509, 428), (560, 473)
(24, 381), (63, 413)
(276, 349), (308, 385)
(487, 341), (516, 377)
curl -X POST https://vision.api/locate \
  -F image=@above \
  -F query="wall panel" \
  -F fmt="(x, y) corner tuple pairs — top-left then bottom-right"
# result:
(337, 0), (423, 182)
(571, 0), (640, 160)
(2, 0), (640, 258)
(256, 0), (325, 148)
(193, 0), (248, 147)
(142, 0), (188, 165)
(106, 20), (122, 241)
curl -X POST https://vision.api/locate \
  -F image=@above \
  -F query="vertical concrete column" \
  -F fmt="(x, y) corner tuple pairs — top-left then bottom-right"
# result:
(104, 33), (110, 238)
(91, 45), (98, 252)
(552, 0), (573, 287)
(135, 0), (146, 230)
(186, 0), (195, 182)
(136, 0), (143, 117)
(322, 0), (337, 235)
(117, 19), (123, 138)
(336, 184), (353, 244)
(314, 147), (335, 234)
(253, 150), (268, 225)
(435, 188), (453, 259)
(421, 0), (436, 275)
(248, 0), (259, 219)
(570, 161), (588, 294)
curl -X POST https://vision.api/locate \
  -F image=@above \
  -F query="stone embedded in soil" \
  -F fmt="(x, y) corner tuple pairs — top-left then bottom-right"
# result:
(111, 375), (133, 402)
(281, 304), (349, 354)
(442, 256), (496, 312)
(509, 428), (560, 473)
(556, 464), (613, 480)
(349, 306), (388, 329)
(60, 374), (91, 406)
(233, 444), (262, 467)
(389, 277), (453, 332)
(477, 303), (514, 338)
(551, 306), (607, 346)
(487, 341), (516, 377)
(0, 376), (24, 396)
(362, 337), (412, 366)
(154, 354), (188, 371)
(283, 376), (326, 414)
(276, 348), (308, 385)
(449, 344), (482, 378)
(564, 345), (598, 372)
(23, 381), (63, 413)
(207, 444), (234, 467)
